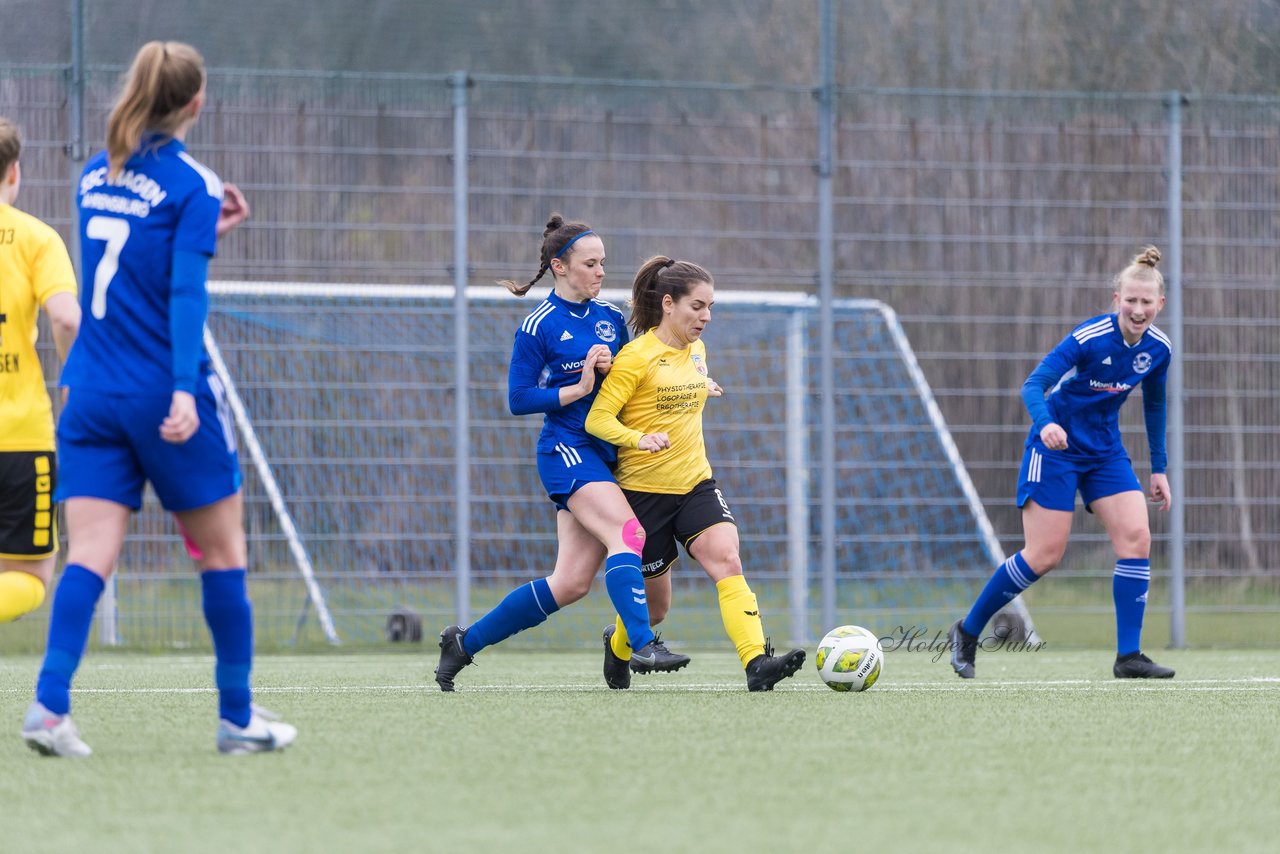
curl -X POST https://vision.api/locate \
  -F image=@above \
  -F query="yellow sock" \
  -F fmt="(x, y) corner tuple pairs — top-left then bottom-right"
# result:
(0, 571), (47, 623)
(610, 615), (631, 658)
(716, 574), (765, 668)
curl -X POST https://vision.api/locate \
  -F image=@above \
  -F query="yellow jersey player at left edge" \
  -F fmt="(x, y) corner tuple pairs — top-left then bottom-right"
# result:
(0, 116), (81, 625)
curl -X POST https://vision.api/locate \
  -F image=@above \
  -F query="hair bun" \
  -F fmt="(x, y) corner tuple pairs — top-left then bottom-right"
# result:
(1135, 245), (1161, 268)
(544, 213), (565, 236)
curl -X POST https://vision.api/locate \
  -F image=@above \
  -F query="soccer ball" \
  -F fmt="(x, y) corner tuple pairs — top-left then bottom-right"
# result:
(814, 625), (884, 692)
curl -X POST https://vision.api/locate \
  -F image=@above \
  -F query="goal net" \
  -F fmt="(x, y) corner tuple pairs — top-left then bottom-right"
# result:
(73, 282), (1037, 649)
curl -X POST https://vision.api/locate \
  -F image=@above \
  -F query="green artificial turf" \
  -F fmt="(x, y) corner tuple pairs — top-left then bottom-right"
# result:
(2, 647), (1277, 853)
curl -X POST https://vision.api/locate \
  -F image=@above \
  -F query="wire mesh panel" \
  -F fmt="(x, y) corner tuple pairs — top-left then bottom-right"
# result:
(1178, 96), (1280, 632)
(45, 286), (1008, 650)
(4, 61), (1279, 650)
(820, 304), (997, 627)
(466, 77), (817, 291)
(0, 68), (72, 230)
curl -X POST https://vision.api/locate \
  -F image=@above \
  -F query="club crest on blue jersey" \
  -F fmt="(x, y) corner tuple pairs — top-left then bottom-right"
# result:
(1132, 352), (1152, 373)
(594, 320), (617, 342)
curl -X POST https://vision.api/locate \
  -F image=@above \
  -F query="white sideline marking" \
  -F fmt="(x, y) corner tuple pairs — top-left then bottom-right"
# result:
(1, 677), (1278, 695)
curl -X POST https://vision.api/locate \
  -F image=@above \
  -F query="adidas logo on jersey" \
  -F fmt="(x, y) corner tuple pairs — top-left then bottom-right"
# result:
(1102, 356), (1112, 365)
(560, 330), (573, 341)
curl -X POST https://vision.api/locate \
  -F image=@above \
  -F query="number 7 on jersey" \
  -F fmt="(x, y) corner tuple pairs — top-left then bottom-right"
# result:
(85, 215), (131, 319)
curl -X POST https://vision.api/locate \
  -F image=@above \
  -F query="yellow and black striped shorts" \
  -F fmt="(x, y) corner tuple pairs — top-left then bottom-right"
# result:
(0, 451), (58, 559)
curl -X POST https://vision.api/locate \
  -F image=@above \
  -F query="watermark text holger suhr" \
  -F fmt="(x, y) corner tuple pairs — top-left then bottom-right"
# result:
(873, 626), (1047, 663)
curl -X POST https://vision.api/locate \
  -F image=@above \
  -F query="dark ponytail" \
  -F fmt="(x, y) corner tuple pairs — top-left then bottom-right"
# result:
(628, 256), (713, 337)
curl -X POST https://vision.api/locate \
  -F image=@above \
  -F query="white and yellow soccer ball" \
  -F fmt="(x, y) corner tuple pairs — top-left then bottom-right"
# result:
(814, 625), (884, 692)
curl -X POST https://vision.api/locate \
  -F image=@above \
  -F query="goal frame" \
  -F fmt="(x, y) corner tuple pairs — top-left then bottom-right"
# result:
(203, 280), (1038, 646)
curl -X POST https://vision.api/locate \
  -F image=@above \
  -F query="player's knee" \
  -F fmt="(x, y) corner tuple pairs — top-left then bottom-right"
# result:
(196, 544), (248, 570)
(558, 574), (593, 603)
(3, 556), (55, 587)
(1119, 528), (1151, 557)
(1022, 547), (1064, 575)
(724, 550), (743, 575)
(704, 547), (742, 578)
(649, 601), (669, 625)
(0, 568), (47, 623)
(621, 517), (645, 554)
(548, 560), (595, 604)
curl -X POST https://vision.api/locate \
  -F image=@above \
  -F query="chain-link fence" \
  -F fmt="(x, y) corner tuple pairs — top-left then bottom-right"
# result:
(3, 54), (1277, 649)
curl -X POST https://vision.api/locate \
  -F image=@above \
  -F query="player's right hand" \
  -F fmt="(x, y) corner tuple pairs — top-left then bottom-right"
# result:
(638, 432), (670, 453)
(160, 390), (200, 444)
(1039, 422), (1068, 451)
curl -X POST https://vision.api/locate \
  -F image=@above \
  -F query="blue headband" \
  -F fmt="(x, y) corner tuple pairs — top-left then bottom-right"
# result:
(553, 230), (595, 259)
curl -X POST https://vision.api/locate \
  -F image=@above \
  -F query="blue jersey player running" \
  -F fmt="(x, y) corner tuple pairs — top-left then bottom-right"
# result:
(949, 246), (1175, 680)
(433, 213), (690, 690)
(22, 42), (295, 757)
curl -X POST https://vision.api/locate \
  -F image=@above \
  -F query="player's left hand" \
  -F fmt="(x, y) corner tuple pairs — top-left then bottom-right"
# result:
(216, 183), (251, 239)
(160, 390), (200, 444)
(707, 378), (723, 397)
(1148, 473), (1172, 511)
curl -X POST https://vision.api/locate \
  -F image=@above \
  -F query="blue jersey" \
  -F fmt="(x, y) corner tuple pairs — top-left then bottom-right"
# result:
(508, 291), (629, 460)
(62, 137), (222, 395)
(1022, 313), (1171, 472)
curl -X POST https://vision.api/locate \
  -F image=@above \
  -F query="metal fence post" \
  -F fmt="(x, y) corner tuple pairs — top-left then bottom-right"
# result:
(1166, 90), (1186, 648)
(787, 308), (811, 645)
(68, 0), (86, 198)
(816, 0), (838, 633)
(68, 0), (120, 647)
(451, 70), (472, 627)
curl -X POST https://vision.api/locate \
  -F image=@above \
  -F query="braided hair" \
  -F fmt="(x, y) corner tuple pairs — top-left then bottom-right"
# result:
(499, 213), (595, 297)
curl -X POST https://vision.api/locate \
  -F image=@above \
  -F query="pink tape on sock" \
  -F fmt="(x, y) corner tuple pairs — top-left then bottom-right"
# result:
(622, 518), (645, 553)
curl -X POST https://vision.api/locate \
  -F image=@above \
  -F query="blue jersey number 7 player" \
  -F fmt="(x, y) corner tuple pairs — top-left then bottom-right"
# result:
(22, 41), (295, 757)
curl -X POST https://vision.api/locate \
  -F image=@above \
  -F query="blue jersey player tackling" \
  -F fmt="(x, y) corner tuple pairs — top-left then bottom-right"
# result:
(433, 213), (689, 690)
(22, 42), (295, 758)
(949, 246), (1175, 680)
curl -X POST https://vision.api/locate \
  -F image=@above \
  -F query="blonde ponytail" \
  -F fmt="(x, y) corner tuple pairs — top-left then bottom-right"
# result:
(106, 41), (205, 179)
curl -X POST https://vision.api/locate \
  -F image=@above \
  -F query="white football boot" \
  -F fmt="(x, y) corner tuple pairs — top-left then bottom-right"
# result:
(216, 706), (298, 755)
(22, 701), (93, 758)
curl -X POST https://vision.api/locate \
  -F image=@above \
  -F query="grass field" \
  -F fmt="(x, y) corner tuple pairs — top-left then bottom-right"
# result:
(2, 646), (1278, 854)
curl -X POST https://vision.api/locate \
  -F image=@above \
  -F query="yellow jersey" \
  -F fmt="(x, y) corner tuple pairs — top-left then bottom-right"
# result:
(0, 203), (77, 451)
(586, 330), (714, 494)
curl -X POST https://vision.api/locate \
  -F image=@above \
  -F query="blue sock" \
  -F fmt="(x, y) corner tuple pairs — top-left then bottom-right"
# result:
(35, 564), (105, 715)
(1113, 559), (1150, 655)
(463, 577), (560, 656)
(604, 553), (654, 651)
(962, 552), (1040, 637)
(201, 569), (254, 727)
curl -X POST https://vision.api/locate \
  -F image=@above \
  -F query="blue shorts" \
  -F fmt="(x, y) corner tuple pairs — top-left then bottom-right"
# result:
(1016, 440), (1142, 512)
(536, 442), (617, 511)
(56, 376), (242, 512)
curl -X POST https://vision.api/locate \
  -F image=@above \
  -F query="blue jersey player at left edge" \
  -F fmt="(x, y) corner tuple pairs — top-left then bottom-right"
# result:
(22, 41), (295, 758)
(949, 246), (1176, 681)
